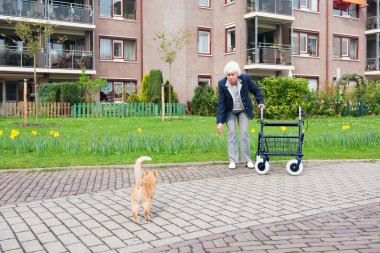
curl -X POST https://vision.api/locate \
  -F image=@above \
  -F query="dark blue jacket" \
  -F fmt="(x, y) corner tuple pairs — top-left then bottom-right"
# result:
(217, 74), (264, 124)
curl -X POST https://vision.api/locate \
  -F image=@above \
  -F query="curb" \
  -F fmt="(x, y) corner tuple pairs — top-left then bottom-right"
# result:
(0, 159), (378, 173)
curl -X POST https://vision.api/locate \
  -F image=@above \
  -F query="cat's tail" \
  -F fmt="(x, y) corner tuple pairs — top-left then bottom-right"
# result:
(134, 156), (152, 189)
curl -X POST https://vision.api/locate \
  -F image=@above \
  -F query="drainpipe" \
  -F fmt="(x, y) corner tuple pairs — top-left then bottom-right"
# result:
(326, 0), (329, 84)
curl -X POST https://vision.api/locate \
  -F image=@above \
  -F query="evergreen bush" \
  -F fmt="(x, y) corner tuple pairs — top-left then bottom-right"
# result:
(191, 85), (217, 116)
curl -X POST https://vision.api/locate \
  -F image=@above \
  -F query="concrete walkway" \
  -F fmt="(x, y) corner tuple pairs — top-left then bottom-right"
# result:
(0, 160), (379, 253)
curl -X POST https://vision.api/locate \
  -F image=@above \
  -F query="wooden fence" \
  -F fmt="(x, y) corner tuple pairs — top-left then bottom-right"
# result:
(71, 103), (186, 117)
(0, 102), (71, 118)
(0, 102), (186, 118)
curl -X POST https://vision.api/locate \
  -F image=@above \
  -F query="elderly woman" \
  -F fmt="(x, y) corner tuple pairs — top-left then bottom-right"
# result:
(217, 61), (265, 169)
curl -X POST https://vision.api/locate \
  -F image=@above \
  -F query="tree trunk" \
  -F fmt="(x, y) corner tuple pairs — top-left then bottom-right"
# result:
(34, 54), (39, 124)
(169, 63), (172, 120)
(161, 84), (165, 122)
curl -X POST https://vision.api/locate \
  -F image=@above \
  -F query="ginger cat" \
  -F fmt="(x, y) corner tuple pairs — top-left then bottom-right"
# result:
(131, 156), (157, 223)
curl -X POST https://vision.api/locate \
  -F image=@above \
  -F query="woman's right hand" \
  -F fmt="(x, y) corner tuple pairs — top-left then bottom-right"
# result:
(217, 123), (223, 135)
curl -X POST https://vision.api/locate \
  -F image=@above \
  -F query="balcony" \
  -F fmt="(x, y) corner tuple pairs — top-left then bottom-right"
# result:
(0, 45), (94, 71)
(0, 0), (93, 25)
(245, 43), (293, 71)
(246, 0), (292, 16)
(367, 16), (379, 32)
(50, 49), (93, 70)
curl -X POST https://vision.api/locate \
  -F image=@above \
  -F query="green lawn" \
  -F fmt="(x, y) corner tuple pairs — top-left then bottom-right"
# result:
(0, 115), (379, 169)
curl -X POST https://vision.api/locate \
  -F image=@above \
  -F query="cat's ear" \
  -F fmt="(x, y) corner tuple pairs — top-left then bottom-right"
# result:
(153, 169), (157, 177)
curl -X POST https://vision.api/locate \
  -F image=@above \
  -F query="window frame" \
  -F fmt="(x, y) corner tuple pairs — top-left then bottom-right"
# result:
(292, 30), (319, 57)
(113, 40), (124, 59)
(225, 26), (236, 53)
(333, 3), (359, 18)
(294, 0), (319, 12)
(197, 28), (211, 55)
(100, 80), (137, 103)
(197, 0), (210, 8)
(100, 37), (137, 62)
(333, 35), (358, 60)
(198, 75), (212, 86)
(225, 0), (235, 5)
(99, 0), (136, 19)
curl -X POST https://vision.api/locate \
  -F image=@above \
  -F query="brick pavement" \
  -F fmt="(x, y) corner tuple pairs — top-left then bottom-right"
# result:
(0, 160), (379, 253)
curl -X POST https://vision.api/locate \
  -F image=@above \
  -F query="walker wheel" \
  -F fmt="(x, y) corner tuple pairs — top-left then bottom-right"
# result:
(286, 159), (303, 176)
(255, 159), (270, 175)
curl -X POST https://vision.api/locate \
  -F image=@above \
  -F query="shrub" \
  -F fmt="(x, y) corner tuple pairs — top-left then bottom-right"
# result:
(147, 69), (163, 103)
(127, 93), (140, 103)
(39, 83), (60, 102)
(60, 82), (84, 104)
(164, 80), (179, 103)
(259, 77), (310, 119)
(39, 82), (84, 103)
(139, 74), (149, 103)
(191, 85), (217, 116)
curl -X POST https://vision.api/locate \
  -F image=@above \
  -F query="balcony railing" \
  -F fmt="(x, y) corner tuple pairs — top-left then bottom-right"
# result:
(247, 43), (292, 65)
(367, 16), (379, 30)
(0, 0), (93, 25)
(50, 49), (93, 69)
(247, 0), (292, 16)
(366, 58), (378, 71)
(0, 45), (93, 70)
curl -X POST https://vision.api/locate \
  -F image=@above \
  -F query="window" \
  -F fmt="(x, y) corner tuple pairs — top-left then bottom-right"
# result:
(198, 76), (211, 86)
(198, 28), (211, 55)
(333, 35), (358, 60)
(113, 40), (123, 58)
(226, 27), (236, 53)
(293, 0), (318, 11)
(294, 76), (319, 90)
(100, 37), (136, 61)
(124, 40), (136, 61)
(198, 0), (209, 7)
(333, 2), (358, 18)
(293, 31), (319, 56)
(99, 0), (136, 19)
(225, 0), (235, 4)
(100, 80), (137, 102)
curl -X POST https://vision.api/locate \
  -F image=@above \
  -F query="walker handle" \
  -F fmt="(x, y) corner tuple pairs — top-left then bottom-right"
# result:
(297, 105), (302, 120)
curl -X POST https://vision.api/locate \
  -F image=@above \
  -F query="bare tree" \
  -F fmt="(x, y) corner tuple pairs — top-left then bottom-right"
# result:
(12, 20), (60, 124)
(154, 28), (190, 121)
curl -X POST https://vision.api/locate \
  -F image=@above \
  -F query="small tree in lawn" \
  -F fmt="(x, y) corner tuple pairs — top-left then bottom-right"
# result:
(154, 28), (190, 121)
(78, 68), (107, 102)
(13, 20), (56, 124)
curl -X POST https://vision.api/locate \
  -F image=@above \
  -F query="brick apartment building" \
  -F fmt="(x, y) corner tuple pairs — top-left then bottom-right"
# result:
(0, 0), (377, 104)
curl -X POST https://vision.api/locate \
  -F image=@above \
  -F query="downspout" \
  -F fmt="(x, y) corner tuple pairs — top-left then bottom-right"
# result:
(326, 0), (329, 84)
(140, 1), (143, 83)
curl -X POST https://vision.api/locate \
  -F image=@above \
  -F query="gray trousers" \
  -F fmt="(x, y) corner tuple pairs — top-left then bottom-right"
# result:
(226, 112), (251, 163)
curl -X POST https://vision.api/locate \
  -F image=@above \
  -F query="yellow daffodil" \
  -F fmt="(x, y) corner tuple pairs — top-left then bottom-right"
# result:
(0, 130), (3, 136)
(10, 134), (16, 140)
(342, 124), (350, 131)
(137, 128), (142, 133)
(280, 126), (286, 132)
(31, 130), (38, 136)
(251, 128), (256, 133)
(11, 129), (19, 137)
(53, 132), (59, 138)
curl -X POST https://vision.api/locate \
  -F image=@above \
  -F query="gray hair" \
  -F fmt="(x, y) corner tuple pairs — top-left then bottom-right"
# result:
(223, 61), (241, 76)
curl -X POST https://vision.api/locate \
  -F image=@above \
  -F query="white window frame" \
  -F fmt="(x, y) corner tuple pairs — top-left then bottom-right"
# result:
(198, 28), (211, 55)
(198, 75), (211, 86)
(113, 40), (124, 59)
(113, 0), (122, 17)
(197, 0), (209, 7)
(226, 27), (236, 53)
